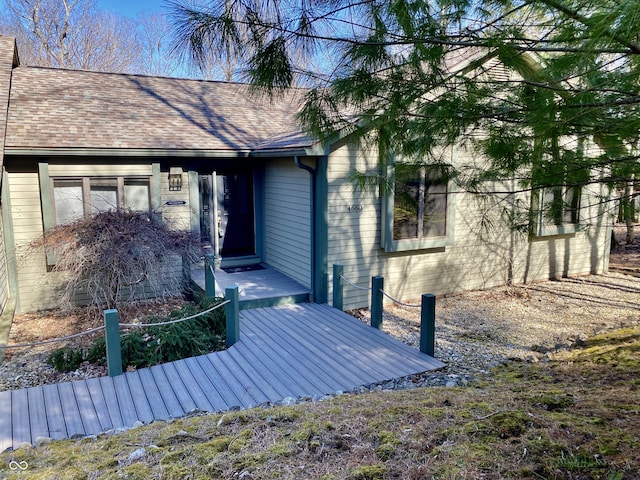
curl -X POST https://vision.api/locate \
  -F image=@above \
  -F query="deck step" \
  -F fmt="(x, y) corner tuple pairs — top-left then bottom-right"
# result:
(190, 264), (310, 308)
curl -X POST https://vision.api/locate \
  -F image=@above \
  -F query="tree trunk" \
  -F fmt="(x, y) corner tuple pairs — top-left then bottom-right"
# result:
(623, 175), (636, 244)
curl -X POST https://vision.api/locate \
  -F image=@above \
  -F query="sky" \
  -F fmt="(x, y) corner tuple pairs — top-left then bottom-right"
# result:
(96, 0), (169, 18)
(0, 1), (172, 20)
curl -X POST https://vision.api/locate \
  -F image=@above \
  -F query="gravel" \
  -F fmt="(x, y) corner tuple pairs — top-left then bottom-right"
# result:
(1, 272), (639, 393)
(369, 272), (640, 387)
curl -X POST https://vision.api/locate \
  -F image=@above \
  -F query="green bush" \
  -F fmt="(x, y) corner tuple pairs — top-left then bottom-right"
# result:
(46, 299), (226, 372)
(86, 336), (106, 364)
(46, 346), (85, 372)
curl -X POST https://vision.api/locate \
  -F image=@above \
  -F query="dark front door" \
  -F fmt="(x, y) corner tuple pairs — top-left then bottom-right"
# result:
(199, 170), (255, 258)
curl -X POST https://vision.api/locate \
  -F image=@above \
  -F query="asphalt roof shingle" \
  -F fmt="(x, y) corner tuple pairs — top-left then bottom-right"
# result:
(5, 66), (314, 153)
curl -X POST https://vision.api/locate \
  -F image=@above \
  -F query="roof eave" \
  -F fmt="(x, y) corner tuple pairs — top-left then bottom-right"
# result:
(4, 147), (253, 158)
(5, 145), (320, 158)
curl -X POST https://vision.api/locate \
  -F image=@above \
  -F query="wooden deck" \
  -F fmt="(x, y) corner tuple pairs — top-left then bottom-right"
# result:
(0, 303), (444, 452)
(190, 264), (310, 308)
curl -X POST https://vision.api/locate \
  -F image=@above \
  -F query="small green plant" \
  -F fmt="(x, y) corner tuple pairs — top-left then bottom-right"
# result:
(556, 452), (608, 471)
(120, 331), (159, 369)
(46, 299), (225, 372)
(46, 346), (85, 372)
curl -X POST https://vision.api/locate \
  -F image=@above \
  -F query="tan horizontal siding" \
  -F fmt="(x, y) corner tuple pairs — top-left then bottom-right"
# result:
(326, 141), (611, 310)
(0, 211), (8, 314)
(160, 173), (191, 230)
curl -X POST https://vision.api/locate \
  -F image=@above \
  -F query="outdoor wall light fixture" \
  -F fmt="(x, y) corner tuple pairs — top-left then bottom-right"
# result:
(169, 166), (183, 191)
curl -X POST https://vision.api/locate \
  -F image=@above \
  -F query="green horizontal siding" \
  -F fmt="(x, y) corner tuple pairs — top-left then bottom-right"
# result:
(264, 159), (312, 289)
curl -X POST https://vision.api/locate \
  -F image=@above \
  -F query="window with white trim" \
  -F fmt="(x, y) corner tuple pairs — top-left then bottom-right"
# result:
(52, 177), (151, 225)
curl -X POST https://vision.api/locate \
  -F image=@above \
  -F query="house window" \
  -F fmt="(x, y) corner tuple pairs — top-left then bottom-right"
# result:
(533, 185), (581, 237)
(52, 177), (151, 225)
(393, 165), (448, 240)
(53, 179), (84, 225)
(382, 163), (454, 252)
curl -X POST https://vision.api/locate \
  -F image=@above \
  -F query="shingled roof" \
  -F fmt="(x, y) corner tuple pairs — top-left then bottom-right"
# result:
(4, 66), (314, 155)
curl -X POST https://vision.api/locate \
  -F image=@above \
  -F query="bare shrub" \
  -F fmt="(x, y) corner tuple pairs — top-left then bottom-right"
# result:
(30, 210), (200, 310)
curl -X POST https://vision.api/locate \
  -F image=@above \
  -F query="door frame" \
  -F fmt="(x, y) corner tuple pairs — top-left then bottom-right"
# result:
(198, 169), (261, 268)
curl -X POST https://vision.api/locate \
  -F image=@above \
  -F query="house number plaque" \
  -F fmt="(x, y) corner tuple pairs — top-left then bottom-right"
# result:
(348, 205), (363, 212)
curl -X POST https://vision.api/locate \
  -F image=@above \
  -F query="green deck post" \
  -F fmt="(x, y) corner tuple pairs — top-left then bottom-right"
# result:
(420, 294), (436, 357)
(371, 276), (384, 330)
(333, 264), (344, 311)
(205, 253), (216, 298)
(104, 309), (122, 377)
(225, 286), (240, 347)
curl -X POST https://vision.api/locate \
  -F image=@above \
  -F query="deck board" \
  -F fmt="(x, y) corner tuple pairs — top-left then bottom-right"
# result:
(197, 353), (259, 408)
(181, 357), (229, 411)
(0, 390), (12, 452)
(28, 386), (49, 442)
(42, 384), (66, 440)
(172, 360), (214, 412)
(192, 355), (243, 409)
(210, 267), (309, 301)
(213, 351), (270, 407)
(137, 369), (170, 421)
(227, 334), (308, 399)
(72, 381), (102, 436)
(148, 365), (184, 419)
(0, 303), (444, 451)
(191, 264), (310, 307)
(160, 362), (199, 414)
(264, 306), (385, 381)
(113, 375), (139, 427)
(58, 382), (84, 438)
(85, 378), (114, 431)
(125, 372), (155, 424)
(250, 307), (373, 387)
(224, 348), (285, 401)
(240, 309), (360, 393)
(302, 304), (441, 374)
(98, 376), (124, 429)
(11, 389), (30, 445)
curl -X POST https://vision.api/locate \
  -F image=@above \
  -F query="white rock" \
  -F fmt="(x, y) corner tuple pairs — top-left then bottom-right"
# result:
(35, 436), (53, 447)
(127, 447), (146, 462)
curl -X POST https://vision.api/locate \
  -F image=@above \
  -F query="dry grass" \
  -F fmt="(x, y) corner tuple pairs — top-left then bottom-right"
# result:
(1, 326), (639, 479)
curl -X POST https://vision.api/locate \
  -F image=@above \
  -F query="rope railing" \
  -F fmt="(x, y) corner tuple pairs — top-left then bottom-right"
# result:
(0, 326), (105, 350)
(119, 300), (230, 329)
(339, 273), (371, 291)
(204, 253), (217, 298)
(0, 301), (230, 351)
(332, 263), (436, 357)
(2, 260), (241, 378)
(104, 284), (240, 377)
(379, 290), (421, 308)
(337, 270), (421, 308)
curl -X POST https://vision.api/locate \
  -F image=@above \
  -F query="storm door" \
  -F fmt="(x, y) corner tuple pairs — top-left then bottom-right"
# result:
(199, 170), (256, 259)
